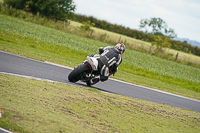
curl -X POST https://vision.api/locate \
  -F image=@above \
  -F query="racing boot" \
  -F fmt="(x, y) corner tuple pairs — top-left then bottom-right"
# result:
(86, 78), (100, 86)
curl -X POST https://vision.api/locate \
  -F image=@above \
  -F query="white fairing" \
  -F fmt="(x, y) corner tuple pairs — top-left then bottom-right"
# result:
(87, 57), (99, 71)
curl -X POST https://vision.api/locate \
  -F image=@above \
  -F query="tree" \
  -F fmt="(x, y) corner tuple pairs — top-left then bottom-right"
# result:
(4, 0), (76, 21)
(152, 35), (171, 53)
(140, 18), (177, 38)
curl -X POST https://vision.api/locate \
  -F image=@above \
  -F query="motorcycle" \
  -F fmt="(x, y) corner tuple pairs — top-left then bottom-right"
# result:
(68, 55), (101, 86)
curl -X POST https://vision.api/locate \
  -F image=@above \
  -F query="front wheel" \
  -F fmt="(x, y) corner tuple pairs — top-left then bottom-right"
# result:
(68, 63), (90, 83)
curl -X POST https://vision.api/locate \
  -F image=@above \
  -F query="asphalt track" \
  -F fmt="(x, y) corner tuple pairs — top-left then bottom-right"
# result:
(0, 51), (200, 113)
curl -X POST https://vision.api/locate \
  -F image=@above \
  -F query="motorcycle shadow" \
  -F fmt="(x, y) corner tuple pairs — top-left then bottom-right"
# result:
(73, 82), (116, 94)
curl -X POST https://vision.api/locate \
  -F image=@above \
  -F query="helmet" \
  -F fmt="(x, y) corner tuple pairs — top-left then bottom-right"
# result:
(115, 43), (125, 54)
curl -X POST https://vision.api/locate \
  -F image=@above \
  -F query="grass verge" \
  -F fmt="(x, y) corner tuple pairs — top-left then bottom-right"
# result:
(0, 74), (200, 133)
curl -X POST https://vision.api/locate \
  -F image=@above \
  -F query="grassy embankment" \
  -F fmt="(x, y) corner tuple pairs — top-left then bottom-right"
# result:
(0, 14), (200, 100)
(0, 74), (200, 133)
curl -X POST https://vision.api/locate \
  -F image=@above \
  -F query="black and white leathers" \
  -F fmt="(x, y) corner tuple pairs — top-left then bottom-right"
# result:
(99, 46), (122, 77)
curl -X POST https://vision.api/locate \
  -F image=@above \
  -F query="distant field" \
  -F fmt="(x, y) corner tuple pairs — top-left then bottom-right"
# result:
(70, 21), (200, 65)
(70, 21), (150, 47)
(0, 14), (200, 100)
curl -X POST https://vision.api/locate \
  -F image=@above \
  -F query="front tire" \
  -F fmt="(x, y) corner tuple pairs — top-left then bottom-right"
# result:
(68, 63), (90, 82)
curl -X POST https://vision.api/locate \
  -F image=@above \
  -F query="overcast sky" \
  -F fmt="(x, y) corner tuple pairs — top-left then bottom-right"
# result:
(73, 0), (200, 42)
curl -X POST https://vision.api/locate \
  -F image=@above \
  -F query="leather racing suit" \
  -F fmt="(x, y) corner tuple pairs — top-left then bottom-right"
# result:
(98, 46), (122, 81)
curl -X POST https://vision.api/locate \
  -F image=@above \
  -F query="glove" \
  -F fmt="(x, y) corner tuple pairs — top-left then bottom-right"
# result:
(109, 65), (118, 75)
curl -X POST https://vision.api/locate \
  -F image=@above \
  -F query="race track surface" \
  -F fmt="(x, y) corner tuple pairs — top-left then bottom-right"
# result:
(0, 51), (200, 113)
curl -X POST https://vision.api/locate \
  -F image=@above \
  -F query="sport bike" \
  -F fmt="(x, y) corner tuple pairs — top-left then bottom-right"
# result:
(68, 55), (101, 86)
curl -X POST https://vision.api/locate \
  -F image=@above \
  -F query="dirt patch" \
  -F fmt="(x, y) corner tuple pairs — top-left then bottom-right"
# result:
(13, 116), (24, 121)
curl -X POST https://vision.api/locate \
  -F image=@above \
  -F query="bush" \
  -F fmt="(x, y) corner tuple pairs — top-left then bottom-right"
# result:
(80, 20), (95, 31)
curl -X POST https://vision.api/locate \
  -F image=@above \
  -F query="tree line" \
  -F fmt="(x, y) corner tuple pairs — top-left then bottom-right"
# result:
(72, 14), (200, 56)
(4, 0), (75, 21)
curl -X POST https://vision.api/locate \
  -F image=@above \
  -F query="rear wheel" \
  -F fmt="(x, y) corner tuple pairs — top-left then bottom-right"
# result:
(68, 63), (90, 82)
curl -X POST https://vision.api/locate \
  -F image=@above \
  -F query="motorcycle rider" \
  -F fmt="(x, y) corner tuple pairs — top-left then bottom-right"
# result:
(89, 43), (125, 85)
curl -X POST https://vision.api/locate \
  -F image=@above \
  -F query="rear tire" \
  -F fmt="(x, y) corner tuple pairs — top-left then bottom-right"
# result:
(68, 63), (90, 82)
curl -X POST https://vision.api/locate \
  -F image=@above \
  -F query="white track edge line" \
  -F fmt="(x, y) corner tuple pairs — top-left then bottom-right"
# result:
(45, 61), (73, 70)
(0, 72), (112, 94)
(0, 72), (56, 83)
(109, 78), (200, 102)
(0, 128), (13, 133)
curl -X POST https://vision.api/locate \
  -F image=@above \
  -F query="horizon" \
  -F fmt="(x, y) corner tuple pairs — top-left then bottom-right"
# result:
(74, 0), (200, 43)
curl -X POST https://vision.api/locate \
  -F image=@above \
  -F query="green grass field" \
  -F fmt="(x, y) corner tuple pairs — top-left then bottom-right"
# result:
(0, 14), (200, 100)
(1, 74), (200, 133)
